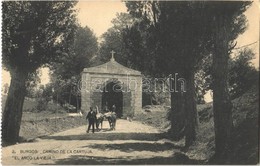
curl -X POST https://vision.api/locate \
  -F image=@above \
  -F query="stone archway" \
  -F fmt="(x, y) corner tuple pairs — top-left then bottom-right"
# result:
(102, 80), (123, 117)
(81, 56), (142, 118)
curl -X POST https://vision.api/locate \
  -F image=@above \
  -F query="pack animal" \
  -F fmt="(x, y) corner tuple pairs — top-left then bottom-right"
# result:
(104, 112), (117, 130)
(95, 106), (104, 131)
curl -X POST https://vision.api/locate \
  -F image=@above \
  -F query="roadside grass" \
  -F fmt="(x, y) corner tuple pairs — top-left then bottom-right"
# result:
(134, 85), (259, 164)
(134, 105), (171, 132)
(1, 94), (86, 143)
(1, 94), (72, 121)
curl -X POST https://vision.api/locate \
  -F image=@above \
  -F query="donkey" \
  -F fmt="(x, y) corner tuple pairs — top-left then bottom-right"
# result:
(104, 112), (117, 130)
(95, 106), (104, 131)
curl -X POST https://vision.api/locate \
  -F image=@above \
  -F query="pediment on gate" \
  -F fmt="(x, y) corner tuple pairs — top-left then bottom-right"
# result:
(83, 57), (141, 76)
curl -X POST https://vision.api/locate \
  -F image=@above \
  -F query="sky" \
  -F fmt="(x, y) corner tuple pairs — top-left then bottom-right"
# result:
(1, 1), (259, 102)
(75, 1), (127, 38)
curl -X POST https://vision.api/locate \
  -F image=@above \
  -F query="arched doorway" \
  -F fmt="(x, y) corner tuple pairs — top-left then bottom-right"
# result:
(102, 81), (123, 118)
(81, 56), (142, 117)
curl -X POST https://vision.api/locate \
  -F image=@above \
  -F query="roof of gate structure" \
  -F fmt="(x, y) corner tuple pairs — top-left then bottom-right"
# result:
(83, 56), (141, 76)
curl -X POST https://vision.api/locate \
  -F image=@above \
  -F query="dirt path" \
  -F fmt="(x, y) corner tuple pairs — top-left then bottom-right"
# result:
(2, 119), (199, 165)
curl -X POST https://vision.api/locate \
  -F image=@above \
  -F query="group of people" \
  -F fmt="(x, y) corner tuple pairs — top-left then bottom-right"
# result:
(86, 104), (117, 133)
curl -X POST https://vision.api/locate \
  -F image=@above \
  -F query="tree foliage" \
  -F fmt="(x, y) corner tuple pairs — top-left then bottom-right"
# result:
(2, 1), (77, 145)
(206, 2), (251, 162)
(196, 48), (258, 103)
(2, 1), (77, 73)
(51, 26), (98, 80)
(124, 1), (251, 151)
(25, 70), (41, 98)
(229, 48), (258, 99)
(125, 1), (216, 146)
(50, 26), (98, 109)
(100, 13), (136, 66)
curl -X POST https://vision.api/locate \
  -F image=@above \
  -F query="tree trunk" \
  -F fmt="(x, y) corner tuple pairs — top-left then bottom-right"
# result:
(2, 69), (28, 145)
(184, 71), (198, 147)
(169, 74), (185, 140)
(212, 15), (233, 162)
(170, 91), (185, 140)
(169, 71), (198, 147)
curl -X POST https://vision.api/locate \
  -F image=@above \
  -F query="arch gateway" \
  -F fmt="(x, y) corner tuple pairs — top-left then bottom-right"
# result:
(81, 56), (142, 118)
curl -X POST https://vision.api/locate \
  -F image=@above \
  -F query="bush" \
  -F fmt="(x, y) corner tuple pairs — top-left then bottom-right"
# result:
(36, 99), (48, 112)
(229, 48), (258, 99)
(122, 108), (134, 119)
(63, 103), (76, 113)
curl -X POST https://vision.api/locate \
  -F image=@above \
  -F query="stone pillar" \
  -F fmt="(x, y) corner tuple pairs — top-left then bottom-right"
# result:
(81, 73), (91, 115)
(134, 76), (142, 113)
(122, 91), (132, 117)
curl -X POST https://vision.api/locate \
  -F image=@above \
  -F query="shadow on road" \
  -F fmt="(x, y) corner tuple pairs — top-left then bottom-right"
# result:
(40, 132), (164, 141)
(53, 153), (203, 165)
(38, 126), (205, 164)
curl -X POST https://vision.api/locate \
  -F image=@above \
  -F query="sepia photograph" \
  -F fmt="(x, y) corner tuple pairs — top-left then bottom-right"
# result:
(1, 0), (259, 165)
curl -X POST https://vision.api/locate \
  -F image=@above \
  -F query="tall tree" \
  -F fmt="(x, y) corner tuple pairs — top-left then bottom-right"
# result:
(125, 1), (251, 149)
(2, 1), (77, 144)
(51, 26), (98, 79)
(50, 26), (98, 109)
(126, 1), (215, 146)
(209, 2), (251, 162)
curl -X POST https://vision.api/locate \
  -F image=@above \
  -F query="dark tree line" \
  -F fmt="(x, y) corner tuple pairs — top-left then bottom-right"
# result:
(101, 1), (252, 161)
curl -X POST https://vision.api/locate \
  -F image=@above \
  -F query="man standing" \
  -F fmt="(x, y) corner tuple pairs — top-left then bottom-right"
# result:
(86, 107), (97, 133)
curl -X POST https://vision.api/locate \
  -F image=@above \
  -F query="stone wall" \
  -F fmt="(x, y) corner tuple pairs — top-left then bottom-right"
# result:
(81, 72), (142, 118)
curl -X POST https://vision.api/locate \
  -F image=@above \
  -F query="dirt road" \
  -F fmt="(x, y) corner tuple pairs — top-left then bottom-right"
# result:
(2, 119), (199, 165)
